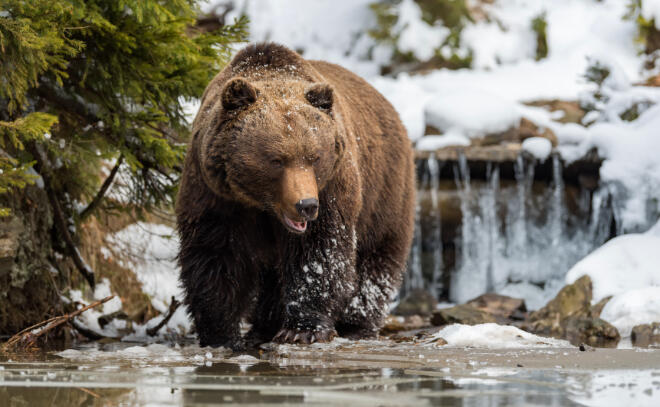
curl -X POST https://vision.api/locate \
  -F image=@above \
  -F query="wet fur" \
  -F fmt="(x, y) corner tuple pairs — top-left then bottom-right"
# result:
(176, 43), (416, 349)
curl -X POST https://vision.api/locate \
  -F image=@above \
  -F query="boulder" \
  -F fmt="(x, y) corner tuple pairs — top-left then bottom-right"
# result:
(431, 304), (496, 326)
(631, 323), (660, 347)
(466, 293), (527, 322)
(381, 314), (428, 334)
(522, 275), (620, 347)
(564, 317), (620, 348)
(393, 288), (438, 317)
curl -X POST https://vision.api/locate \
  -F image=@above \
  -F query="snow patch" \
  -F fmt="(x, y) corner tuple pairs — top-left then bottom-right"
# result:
(430, 323), (571, 348)
(522, 137), (552, 161)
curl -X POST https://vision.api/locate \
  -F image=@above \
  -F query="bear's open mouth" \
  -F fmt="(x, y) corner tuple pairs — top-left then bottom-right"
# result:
(283, 214), (308, 233)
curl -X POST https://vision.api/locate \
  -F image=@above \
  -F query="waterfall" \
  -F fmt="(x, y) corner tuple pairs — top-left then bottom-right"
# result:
(427, 152), (443, 298)
(403, 151), (626, 309)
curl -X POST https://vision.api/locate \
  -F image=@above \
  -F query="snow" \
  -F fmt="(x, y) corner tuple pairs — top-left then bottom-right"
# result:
(415, 131), (470, 151)
(429, 323), (571, 348)
(566, 219), (660, 337)
(521, 137), (552, 161)
(566, 220), (660, 303)
(105, 222), (182, 313)
(600, 288), (660, 337)
(424, 88), (522, 139)
(393, 0), (449, 62)
(641, 0), (660, 30)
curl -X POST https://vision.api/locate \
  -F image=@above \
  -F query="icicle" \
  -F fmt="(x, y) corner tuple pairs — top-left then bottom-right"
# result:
(427, 152), (443, 298)
(550, 153), (564, 249)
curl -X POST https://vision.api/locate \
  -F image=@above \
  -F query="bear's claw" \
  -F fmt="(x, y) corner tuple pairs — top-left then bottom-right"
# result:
(273, 327), (336, 344)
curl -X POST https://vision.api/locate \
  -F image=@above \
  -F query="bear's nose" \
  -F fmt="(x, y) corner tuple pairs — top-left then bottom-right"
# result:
(295, 198), (319, 220)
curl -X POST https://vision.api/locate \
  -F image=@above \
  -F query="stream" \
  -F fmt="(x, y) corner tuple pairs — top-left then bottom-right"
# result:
(2, 340), (659, 406)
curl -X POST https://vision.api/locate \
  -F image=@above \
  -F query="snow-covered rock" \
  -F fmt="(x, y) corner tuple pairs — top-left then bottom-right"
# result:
(566, 220), (660, 337)
(522, 137), (552, 161)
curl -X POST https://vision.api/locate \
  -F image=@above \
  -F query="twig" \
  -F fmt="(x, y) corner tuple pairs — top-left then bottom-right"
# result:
(147, 297), (181, 336)
(1, 296), (114, 352)
(76, 387), (101, 398)
(79, 154), (124, 221)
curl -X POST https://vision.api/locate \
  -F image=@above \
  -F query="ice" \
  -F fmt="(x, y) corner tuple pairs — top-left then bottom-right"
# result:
(429, 323), (571, 348)
(569, 370), (660, 407)
(521, 137), (552, 161)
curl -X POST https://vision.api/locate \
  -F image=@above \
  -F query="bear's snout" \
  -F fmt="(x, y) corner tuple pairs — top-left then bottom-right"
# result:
(296, 198), (319, 220)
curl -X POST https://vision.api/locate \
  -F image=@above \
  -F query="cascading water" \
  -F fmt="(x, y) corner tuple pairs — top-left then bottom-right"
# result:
(427, 152), (443, 298)
(404, 152), (621, 310)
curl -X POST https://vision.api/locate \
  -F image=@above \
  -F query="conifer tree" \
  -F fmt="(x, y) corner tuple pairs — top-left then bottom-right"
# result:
(0, 1), (247, 287)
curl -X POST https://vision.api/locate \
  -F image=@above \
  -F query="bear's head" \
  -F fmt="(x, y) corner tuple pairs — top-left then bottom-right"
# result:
(199, 77), (346, 234)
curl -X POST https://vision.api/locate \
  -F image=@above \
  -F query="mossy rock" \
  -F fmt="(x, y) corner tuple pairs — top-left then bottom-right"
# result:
(523, 275), (620, 347)
(431, 304), (496, 326)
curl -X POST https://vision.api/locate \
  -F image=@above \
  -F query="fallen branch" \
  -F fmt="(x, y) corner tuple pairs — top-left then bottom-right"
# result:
(1, 296), (114, 352)
(147, 296), (181, 336)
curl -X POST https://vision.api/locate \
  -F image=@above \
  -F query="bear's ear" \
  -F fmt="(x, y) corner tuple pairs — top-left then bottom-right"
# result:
(305, 83), (334, 114)
(222, 78), (257, 111)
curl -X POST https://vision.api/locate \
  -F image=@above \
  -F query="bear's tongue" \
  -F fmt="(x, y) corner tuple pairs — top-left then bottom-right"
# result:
(285, 216), (307, 233)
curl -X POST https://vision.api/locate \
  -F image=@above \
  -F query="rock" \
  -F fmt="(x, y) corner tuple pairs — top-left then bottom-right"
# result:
(417, 144), (522, 163)
(631, 323), (660, 347)
(432, 337), (448, 346)
(589, 296), (612, 318)
(517, 117), (558, 147)
(525, 100), (585, 124)
(564, 316), (620, 348)
(526, 275), (592, 330)
(0, 217), (23, 261)
(466, 293), (527, 322)
(431, 304), (496, 326)
(523, 276), (621, 347)
(381, 314), (429, 334)
(393, 288), (438, 317)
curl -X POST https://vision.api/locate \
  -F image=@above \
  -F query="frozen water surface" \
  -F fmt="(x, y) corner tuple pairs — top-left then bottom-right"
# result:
(2, 339), (659, 406)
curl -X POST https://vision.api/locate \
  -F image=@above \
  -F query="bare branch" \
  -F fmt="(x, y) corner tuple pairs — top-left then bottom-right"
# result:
(79, 154), (124, 221)
(1, 296), (114, 352)
(147, 297), (181, 336)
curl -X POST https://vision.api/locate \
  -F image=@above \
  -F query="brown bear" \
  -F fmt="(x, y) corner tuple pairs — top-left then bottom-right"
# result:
(176, 43), (415, 350)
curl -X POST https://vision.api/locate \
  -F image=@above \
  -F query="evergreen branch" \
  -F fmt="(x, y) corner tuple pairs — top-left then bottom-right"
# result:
(79, 154), (124, 221)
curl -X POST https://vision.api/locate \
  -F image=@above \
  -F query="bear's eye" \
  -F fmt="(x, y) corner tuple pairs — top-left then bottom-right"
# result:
(313, 156), (321, 165)
(270, 158), (283, 168)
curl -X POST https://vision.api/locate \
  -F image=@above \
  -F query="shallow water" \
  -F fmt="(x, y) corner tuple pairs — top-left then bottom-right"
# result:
(1, 340), (659, 406)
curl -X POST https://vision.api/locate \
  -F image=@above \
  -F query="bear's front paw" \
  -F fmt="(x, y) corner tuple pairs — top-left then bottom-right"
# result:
(273, 327), (337, 344)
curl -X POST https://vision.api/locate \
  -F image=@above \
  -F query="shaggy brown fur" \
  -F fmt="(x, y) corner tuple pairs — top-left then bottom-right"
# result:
(176, 43), (415, 349)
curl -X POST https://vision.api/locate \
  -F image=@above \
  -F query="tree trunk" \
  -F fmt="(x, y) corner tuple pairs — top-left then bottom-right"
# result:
(0, 184), (63, 336)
